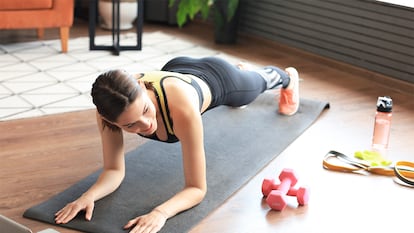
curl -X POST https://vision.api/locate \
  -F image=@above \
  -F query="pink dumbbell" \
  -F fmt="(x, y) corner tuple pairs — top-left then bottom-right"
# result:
(261, 168), (310, 211)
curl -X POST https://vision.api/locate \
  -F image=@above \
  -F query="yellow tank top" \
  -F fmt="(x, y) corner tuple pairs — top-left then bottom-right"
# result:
(138, 71), (203, 143)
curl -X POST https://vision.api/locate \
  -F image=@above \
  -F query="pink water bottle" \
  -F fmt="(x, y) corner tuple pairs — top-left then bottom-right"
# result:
(372, 96), (393, 152)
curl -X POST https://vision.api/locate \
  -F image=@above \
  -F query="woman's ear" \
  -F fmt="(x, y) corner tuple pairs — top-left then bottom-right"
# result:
(137, 79), (146, 90)
(137, 79), (147, 90)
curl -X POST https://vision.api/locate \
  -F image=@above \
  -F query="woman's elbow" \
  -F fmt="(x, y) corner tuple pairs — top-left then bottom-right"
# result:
(195, 186), (207, 204)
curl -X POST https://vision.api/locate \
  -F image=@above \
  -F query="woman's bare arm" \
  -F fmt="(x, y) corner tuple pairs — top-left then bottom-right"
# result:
(55, 111), (126, 224)
(152, 79), (208, 217)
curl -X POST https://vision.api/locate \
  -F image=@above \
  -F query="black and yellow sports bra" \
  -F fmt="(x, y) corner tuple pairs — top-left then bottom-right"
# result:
(137, 71), (204, 143)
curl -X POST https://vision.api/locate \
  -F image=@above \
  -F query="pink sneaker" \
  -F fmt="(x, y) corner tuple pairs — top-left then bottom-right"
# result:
(278, 67), (299, 115)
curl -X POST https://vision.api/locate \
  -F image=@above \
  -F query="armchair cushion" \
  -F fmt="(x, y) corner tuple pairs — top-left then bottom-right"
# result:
(0, 0), (74, 29)
(0, 0), (53, 10)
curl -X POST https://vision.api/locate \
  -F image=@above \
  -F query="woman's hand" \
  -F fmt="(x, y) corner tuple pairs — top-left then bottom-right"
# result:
(54, 194), (95, 224)
(123, 209), (168, 233)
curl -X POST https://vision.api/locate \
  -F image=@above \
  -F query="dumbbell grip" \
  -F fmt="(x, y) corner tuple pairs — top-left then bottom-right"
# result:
(277, 178), (292, 194)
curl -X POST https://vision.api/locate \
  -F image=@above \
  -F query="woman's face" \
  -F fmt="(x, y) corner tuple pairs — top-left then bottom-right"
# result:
(114, 89), (157, 135)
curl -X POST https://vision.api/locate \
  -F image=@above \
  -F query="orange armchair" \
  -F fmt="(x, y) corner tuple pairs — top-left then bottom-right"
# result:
(0, 0), (74, 53)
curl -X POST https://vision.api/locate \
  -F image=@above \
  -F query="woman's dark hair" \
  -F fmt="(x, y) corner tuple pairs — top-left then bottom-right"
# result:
(91, 69), (142, 131)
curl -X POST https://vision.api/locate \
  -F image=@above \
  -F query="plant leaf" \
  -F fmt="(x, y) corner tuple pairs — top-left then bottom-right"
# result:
(226, 0), (239, 21)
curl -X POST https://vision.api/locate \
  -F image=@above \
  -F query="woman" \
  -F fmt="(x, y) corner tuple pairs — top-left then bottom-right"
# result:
(54, 56), (299, 233)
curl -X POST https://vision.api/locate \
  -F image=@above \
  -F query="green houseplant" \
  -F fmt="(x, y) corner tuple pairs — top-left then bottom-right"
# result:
(168, 0), (240, 44)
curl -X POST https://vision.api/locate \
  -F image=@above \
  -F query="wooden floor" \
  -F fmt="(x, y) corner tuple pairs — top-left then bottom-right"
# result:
(1, 19), (414, 233)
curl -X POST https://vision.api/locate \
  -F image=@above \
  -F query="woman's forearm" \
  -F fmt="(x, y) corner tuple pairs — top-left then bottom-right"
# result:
(82, 169), (125, 201)
(154, 186), (207, 218)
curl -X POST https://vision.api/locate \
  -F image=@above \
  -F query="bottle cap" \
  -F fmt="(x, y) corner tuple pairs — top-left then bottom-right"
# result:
(376, 96), (392, 112)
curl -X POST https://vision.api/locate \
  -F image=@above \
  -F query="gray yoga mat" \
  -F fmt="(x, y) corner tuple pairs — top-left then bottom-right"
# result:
(24, 93), (329, 233)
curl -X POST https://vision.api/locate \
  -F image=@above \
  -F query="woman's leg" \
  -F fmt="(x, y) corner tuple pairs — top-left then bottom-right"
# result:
(196, 57), (290, 107)
(162, 56), (290, 108)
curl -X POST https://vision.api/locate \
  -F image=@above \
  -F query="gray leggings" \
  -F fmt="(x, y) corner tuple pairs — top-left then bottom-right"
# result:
(161, 56), (287, 111)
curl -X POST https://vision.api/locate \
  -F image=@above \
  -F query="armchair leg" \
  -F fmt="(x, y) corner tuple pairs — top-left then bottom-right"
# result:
(60, 27), (70, 53)
(37, 28), (44, 39)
